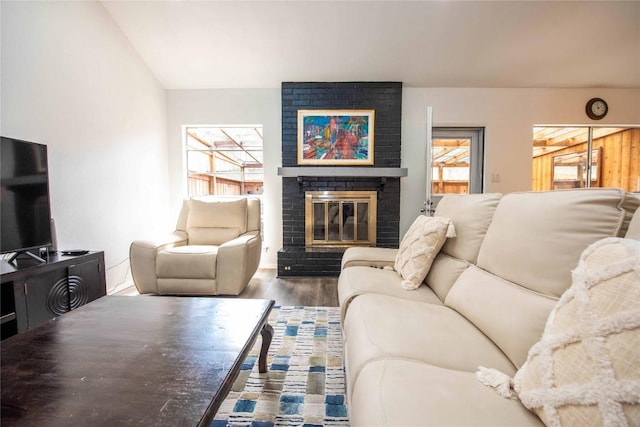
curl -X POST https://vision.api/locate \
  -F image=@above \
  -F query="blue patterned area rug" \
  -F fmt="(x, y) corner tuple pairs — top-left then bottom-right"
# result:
(212, 305), (348, 427)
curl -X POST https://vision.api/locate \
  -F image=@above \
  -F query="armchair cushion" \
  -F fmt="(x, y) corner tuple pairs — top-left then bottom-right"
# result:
(156, 245), (217, 279)
(187, 198), (247, 245)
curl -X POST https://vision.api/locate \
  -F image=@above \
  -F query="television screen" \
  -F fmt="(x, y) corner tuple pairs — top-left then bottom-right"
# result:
(1, 137), (53, 254)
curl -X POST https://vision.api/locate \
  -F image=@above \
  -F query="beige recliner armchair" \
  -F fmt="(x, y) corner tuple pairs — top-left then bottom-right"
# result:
(130, 196), (261, 295)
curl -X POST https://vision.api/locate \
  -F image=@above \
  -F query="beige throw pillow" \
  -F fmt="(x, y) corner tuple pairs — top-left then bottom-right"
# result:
(394, 216), (455, 290)
(476, 238), (640, 427)
(513, 237), (640, 426)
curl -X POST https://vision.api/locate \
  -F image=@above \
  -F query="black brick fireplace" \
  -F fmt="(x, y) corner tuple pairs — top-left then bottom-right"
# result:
(278, 82), (403, 277)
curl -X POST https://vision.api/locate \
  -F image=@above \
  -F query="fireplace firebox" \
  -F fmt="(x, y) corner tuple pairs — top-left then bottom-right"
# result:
(305, 191), (377, 247)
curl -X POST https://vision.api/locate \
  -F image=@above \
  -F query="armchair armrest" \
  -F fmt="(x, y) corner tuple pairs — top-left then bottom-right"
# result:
(130, 231), (188, 294)
(216, 231), (261, 295)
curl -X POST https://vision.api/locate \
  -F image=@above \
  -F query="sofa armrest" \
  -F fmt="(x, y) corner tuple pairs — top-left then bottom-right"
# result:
(341, 247), (398, 270)
(130, 231), (188, 294)
(216, 231), (261, 295)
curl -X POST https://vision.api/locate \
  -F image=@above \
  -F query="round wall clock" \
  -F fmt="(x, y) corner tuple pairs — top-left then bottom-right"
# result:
(586, 97), (608, 120)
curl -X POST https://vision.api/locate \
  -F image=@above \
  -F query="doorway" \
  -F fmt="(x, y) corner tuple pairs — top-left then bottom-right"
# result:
(426, 127), (485, 213)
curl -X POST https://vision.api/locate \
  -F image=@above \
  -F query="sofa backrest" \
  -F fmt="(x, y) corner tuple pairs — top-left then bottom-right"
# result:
(176, 196), (261, 245)
(444, 188), (640, 368)
(626, 195), (640, 240)
(425, 193), (502, 301)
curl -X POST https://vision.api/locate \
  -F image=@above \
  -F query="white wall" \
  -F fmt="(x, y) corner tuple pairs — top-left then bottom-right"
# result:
(166, 89), (281, 268)
(1, 1), (170, 292)
(401, 87), (640, 235)
(5, 1), (637, 280)
(167, 87), (640, 257)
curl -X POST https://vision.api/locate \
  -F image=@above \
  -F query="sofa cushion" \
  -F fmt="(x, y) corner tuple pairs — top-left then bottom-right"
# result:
(425, 193), (502, 300)
(337, 266), (442, 320)
(394, 216), (454, 290)
(627, 204), (640, 240)
(187, 198), (247, 245)
(350, 359), (543, 427)
(514, 237), (640, 426)
(477, 188), (639, 299)
(425, 252), (470, 302)
(445, 265), (559, 368)
(343, 294), (516, 393)
(434, 193), (502, 264)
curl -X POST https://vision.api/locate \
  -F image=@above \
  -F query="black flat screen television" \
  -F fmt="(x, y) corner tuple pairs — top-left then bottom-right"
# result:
(1, 137), (53, 258)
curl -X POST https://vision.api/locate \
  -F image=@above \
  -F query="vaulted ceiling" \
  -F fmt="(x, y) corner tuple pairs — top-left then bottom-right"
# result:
(100, 1), (640, 90)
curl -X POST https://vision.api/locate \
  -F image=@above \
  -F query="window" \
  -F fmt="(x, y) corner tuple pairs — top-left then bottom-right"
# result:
(185, 126), (263, 196)
(552, 149), (601, 189)
(532, 126), (640, 192)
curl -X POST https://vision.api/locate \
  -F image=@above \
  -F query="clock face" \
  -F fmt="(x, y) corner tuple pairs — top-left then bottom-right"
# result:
(586, 98), (608, 120)
(592, 101), (606, 115)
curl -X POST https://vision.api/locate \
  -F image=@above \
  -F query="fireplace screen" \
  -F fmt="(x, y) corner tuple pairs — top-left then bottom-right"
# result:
(305, 191), (377, 247)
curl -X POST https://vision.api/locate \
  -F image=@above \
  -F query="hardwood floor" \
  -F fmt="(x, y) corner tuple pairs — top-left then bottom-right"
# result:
(240, 269), (339, 307)
(114, 269), (339, 307)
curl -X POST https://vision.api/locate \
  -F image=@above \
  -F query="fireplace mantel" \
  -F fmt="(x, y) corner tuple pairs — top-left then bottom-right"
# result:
(277, 167), (407, 178)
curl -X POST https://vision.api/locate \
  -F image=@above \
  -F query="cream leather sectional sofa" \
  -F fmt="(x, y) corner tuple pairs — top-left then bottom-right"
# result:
(338, 188), (640, 426)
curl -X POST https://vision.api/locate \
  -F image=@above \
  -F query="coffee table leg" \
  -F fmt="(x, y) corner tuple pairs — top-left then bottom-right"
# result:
(258, 323), (274, 373)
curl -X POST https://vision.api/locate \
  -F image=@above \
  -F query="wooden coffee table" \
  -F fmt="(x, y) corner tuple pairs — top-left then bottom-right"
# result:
(1, 296), (275, 426)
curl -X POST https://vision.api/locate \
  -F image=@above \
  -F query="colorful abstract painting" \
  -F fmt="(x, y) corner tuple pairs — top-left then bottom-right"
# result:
(297, 110), (374, 165)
